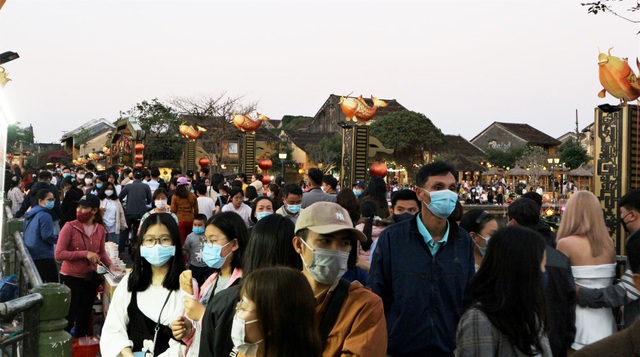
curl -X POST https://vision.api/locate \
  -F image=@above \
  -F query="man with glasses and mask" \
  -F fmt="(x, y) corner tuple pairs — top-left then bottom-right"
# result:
(577, 189), (640, 329)
(292, 202), (387, 357)
(370, 162), (474, 356)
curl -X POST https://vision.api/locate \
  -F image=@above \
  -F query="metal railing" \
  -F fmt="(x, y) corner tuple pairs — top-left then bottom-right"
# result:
(0, 205), (44, 356)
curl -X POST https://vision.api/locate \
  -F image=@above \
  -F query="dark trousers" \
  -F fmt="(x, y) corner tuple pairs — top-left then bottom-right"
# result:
(120, 213), (143, 252)
(60, 274), (96, 337)
(190, 264), (214, 288)
(34, 259), (58, 283)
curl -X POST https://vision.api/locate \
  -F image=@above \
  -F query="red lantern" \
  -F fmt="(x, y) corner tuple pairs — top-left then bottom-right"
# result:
(199, 157), (210, 168)
(370, 161), (388, 177)
(258, 158), (273, 171)
(261, 176), (271, 185)
(134, 143), (145, 151)
(7, 153), (13, 159)
(134, 163), (143, 168)
(134, 154), (143, 161)
(25, 151), (30, 156)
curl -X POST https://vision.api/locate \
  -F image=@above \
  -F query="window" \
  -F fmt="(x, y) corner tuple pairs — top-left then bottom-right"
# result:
(228, 142), (238, 154)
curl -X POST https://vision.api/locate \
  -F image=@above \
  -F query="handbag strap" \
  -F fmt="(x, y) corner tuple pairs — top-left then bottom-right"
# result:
(318, 279), (350, 346)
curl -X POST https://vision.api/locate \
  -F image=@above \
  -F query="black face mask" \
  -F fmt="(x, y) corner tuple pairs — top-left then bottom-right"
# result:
(392, 212), (415, 223)
(621, 212), (632, 233)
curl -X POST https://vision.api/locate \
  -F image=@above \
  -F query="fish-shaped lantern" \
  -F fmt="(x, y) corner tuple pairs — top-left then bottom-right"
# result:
(339, 95), (388, 123)
(597, 48), (640, 103)
(232, 113), (269, 133)
(179, 123), (207, 140)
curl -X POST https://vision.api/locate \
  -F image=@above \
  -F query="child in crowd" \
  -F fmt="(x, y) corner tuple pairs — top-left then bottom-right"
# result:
(183, 214), (213, 287)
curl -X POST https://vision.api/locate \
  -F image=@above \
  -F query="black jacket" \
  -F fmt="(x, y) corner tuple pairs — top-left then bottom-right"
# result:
(60, 187), (83, 228)
(544, 245), (577, 357)
(199, 280), (241, 357)
(15, 181), (62, 221)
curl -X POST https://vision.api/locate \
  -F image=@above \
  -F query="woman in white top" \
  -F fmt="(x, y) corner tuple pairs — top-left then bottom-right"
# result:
(99, 182), (127, 244)
(100, 213), (187, 357)
(221, 187), (252, 228)
(556, 191), (617, 351)
(7, 175), (24, 216)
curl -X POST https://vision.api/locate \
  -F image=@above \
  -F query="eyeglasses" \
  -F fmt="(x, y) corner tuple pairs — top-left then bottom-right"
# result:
(203, 236), (232, 248)
(141, 235), (174, 247)
(236, 300), (256, 314)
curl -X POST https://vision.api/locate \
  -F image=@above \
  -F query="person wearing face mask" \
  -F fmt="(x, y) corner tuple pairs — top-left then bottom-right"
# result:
(88, 174), (106, 196)
(250, 196), (274, 226)
(55, 194), (122, 338)
(99, 182), (127, 244)
(275, 183), (304, 224)
(507, 197), (576, 357)
(23, 189), (59, 283)
(576, 189), (640, 331)
(266, 183), (282, 210)
(231, 267), (321, 357)
(370, 162), (474, 356)
(119, 170), (153, 253)
(100, 213), (187, 357)
(301, 168), (337, 208)
(182, 214), (213, 287)
(459, 210), (498, 271)
(173, 211), (247, 357)
(292, 202), (387, 356)
(82, 171), (95, 194)
(139, 188), (179, 231)
(352, 181), (365, 198)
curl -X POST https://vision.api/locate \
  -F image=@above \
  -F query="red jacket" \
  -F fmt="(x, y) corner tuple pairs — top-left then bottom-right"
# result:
(55, 220), (112, 279)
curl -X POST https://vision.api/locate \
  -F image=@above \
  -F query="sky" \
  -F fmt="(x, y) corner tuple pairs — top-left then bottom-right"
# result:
(1, 0), (639, 145)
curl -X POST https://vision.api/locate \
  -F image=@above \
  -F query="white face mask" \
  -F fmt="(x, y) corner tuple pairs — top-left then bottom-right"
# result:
(84, 178), (93, 185)
(231, 315), (261, 356)
(299, 237), (349, 285)
(76, 174), (85, 180)
(155, 200), (167, 209)
(104, 190), (114, 197)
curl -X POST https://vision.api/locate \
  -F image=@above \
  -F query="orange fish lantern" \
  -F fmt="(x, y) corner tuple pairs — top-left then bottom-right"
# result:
(179, 123), (207, 140)
(232, 113), (269, 133)
(339, 95), (388, 123)
(597, 48), (640, 103)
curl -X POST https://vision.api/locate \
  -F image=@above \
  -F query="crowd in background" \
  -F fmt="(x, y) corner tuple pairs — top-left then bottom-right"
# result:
(5, 160), (640, 357)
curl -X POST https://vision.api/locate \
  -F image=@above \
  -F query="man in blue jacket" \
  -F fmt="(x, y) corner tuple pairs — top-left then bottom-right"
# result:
(23, 189), (59, 283)
(370, 162), (474, 356)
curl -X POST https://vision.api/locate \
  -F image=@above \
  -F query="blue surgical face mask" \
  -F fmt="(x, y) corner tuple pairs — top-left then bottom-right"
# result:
(286, 204), (301, 214)
(420, 188), (458, 218)
(474, 233), (490, 256)
(140, 245), (175, 266)
(63, 173), (71, 178)
(392, 212), (415, 223)
(202, 241), (232, 269)
(45, 201), (55, 210)
(256, 211), (272, 221)
(192, 227), (205, 235)
(96, 183), (103, 189)
(353, 189), (362, 197)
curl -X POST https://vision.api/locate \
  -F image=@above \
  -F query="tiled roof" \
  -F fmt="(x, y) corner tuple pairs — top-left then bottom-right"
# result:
(60, 118), (115, 141)
(436, 135), (486, 159)
(495, 122), (561, 146)
(283, 130), (334, 151)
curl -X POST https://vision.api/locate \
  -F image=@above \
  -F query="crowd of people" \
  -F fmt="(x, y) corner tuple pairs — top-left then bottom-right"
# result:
(6, 160), (640, 357)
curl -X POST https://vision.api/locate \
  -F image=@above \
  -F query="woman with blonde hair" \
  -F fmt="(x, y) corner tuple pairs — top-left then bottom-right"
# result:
(556, 190), (616, 351)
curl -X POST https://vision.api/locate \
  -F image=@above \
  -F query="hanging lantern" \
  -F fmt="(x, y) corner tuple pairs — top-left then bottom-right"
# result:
(7, 153), (13, 159)
(261, 176), (271, 185)
(370, 161), (388, 177)
(134, 143), (145, 151)
(199, 157), (211, 168)
(298, 168), (306, 174)
(258, 158), (273, 171)
(134, 163), (143, 168)
(24, 151), (30, 156)
(134, 154), (143, 161)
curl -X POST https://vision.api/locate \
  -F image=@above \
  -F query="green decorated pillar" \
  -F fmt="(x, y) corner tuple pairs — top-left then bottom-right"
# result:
(240, 133), (256, 177)
(339, 122), (369, 191)
(32, 283), (72, 356)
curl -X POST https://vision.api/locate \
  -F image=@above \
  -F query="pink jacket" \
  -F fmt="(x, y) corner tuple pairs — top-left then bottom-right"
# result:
(356, 223), (386, 265)
(55, 220), (112, 279)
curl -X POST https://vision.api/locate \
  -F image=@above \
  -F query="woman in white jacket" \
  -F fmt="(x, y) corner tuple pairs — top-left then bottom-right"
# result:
(100, 213), (186, 357)
(99, 182), (127, 244)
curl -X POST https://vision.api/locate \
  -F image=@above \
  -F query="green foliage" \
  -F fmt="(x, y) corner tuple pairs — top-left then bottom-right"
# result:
(517, 146), (548, 169)
(485, 146), (526, 168)
(7, 123), (34, 151)
(370, 110), (445, 176)
(281, 116), (311, 130)
(558, 140), (590, 169)
(306, 132), (342, 171)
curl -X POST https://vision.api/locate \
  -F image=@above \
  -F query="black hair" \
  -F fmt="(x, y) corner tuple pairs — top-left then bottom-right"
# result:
(208, 211), (249, 271)
(133, 170), (143, 180)
(390, 189), (420, 209)
(153, 187), (169, 200)
(460, 209), (496, 235)
(175, 184), (189, 199)
(36, 189), (52, 202)
(129, 213), (184, 292)
(197, 183), (207, 195)
(98, 181), (118, 200)
(283, 183), (303, 197)
(236, 172), (246, 182)
(151, 168), (160, 177)
(336, 189), (360, 228)
(86, 162), (96, 171)
(467, 226), (548, 355)
(522, 192), (543, 208)
(96, 174), (107, 183)
(250, 197), (275, 224)
(38, 171), (52, 181)
(245, 186), (258, 201)
(193, 213), (207, 224)
(307, 168), (323, 186)
(359, 200), (378, 251)
(322, 175), (338, 190)
(253, 173), (263, 181)
(507, 197), (540, 227)
(61, 176), (75, 188)
(620, 189), (640, 213)
(84, 172), (94, 179)
(243, 214), (301, 275)
(200, 167), (209, 175)
(229, 187), (244, 199)
(359, 176), (389, 218)
(627, 234), (640, 274)
(415, 161), (457, 188)
(231, 180), (243, 189)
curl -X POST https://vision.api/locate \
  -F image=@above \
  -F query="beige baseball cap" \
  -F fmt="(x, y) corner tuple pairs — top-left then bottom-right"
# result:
(295, 202), (367, 242)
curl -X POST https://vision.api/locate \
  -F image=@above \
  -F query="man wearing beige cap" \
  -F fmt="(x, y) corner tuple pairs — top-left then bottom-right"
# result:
(293, 202), (387, 357)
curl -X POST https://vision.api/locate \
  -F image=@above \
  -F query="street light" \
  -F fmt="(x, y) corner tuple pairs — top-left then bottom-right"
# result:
(279, 152), (287, 185)
(0, 52), (19, 65)
(547, 157), (560, 198)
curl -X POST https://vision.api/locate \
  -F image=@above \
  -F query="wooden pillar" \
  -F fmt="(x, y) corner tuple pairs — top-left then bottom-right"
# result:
(594, 104), (640, 254)
(240, 133), (256, 177)
(339, 122), (369, 191)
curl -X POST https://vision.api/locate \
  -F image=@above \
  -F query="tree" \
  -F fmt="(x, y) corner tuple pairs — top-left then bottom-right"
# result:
(557, 140), (590, 169)
(7, 123), (34, 152)
(516, 146), (549, 186)
(306, 132), (342, 173)
(485, 146), (526, 169)
(120, 98), (183, 166)
(170, 93), (258, 173)
(369, 110), (445, 177)
(582, 1), (640, 33)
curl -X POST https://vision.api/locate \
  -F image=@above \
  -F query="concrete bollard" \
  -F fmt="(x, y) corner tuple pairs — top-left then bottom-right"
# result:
(32, 283), (72, 356)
